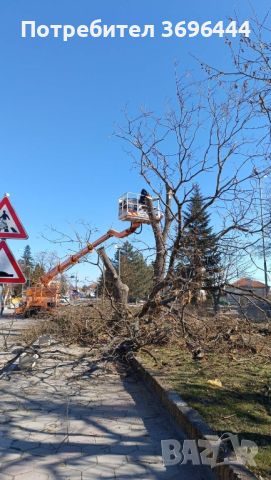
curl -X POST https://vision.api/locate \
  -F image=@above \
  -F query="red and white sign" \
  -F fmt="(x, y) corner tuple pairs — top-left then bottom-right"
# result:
(0, 241), (26, 284)
(0, 196), (28, 239)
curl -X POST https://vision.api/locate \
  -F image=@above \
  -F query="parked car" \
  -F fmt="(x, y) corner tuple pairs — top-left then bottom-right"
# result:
(59, 296), (70, 305)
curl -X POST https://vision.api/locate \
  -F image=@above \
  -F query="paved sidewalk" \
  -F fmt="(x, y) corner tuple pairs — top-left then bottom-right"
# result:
(0, 315), (216, 479)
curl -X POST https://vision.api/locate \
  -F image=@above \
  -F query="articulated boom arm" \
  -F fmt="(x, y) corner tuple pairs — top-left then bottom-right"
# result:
(40, 223), (141, 286)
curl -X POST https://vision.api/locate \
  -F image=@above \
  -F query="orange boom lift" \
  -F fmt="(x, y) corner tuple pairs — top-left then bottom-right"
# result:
(17, 192), (162, 316)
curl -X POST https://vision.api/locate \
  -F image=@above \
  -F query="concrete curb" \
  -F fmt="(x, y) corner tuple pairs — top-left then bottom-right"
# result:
(132, 357), (259, 480)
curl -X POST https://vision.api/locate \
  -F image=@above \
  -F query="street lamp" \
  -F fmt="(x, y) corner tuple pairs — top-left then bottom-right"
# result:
(253, 168), (269, 297)
(69, 273), (78, 290)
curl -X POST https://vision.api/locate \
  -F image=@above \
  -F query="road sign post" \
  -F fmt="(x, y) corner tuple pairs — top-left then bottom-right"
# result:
(0, 241), (26, 284)
(0, 284), (3, 316)
(0, 196), (28, 290)
(0, 196), (28, 240)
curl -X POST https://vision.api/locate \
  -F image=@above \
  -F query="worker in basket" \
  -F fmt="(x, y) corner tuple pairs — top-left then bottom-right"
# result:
(139, 189), (150, 206)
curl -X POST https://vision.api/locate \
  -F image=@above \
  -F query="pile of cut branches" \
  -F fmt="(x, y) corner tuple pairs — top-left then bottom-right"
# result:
(21, 301), (271, 366)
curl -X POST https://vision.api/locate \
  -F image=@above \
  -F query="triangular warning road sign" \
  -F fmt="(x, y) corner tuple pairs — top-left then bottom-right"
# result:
(0, 241), (26, 284)
(0, 196), (28, 239)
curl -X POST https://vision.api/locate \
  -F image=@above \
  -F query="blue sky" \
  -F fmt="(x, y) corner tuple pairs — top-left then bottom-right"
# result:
(0, 0), (269, 284)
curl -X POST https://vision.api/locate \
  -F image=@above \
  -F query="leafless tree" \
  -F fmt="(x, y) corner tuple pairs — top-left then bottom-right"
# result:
(200, 13), (271, 297)
(35, 251), (60, 271)
(117, 75), (270, 318)
(202, 13), (271, 124)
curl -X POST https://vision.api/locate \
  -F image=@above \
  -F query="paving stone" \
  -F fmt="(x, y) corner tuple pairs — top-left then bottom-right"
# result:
(81, 464), (116, 479)
(62, 454), (97, 469)
(78, 444), (111, 456)
(50, 468), (83, 479)
(29, 444), (57, 456)
(0, 450), (23, 462)
(0, 415), (11, 424)
(13, 472), (49, 480)
(65, 434), (96, 445)
(127, 453), (163, 465)
(115, 462), (149, 478)
(0, 438), (13, 449)
(97, 453), (127, 467)
(0, 315), (216, 480)
(11, 439), (41, 452)
(109, 442), (138, 455)
(27, 432), (54, 442)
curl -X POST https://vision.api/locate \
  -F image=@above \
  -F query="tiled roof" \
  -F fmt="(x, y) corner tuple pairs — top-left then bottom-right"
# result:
(232, 277), (267, 289)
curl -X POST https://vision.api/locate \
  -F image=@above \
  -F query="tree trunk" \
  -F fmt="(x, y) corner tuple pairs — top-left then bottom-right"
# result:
(212, 288), (221, 314)
(97, 247), (129, 314)
(146, 197), (167, 285)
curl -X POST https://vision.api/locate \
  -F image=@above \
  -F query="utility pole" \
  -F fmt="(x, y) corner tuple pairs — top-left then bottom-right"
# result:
(118, 247), (121, 278)
(70, 273), (78, 291)
(114, 243), (121, 278)
(102, 264), (105, 306)
(254, 168), (269, 298)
